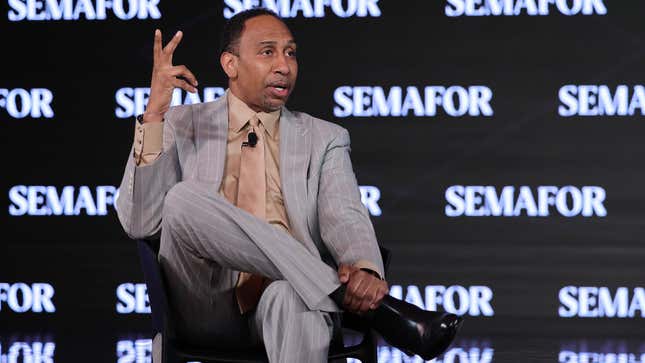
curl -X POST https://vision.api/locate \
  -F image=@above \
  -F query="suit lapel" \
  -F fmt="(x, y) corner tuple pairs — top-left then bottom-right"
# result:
(194, 100), (314, 251)
(196, 96), (228, 187)
(280, 108), (312, 247)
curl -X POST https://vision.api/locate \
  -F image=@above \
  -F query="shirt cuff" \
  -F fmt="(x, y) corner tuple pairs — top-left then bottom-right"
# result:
(353, 259), (383, 280)
(133, 116), (164, 166)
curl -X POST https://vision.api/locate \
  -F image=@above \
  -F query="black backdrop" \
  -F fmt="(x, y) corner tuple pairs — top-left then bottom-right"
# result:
(2, 0), (645, 361)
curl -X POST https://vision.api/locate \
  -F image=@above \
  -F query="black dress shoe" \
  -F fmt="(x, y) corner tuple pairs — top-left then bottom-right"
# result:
(330, 286), (463, 360)
(371, 295), (463, 360)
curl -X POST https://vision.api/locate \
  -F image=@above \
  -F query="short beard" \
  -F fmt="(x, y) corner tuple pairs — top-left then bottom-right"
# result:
(261, 96), (285, 113)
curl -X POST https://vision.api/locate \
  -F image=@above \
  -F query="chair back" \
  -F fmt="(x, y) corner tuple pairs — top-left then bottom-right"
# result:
(136, 239), (172, 338)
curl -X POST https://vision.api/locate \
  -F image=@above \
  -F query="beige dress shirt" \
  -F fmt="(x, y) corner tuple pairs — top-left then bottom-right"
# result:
(132, 90), (381, 279)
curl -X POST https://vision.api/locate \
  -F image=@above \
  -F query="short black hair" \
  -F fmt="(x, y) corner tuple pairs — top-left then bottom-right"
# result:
(219, 8), (288, 56)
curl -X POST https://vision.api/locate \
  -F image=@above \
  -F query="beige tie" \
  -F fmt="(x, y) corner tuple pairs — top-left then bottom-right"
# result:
(235, 115), (271, 314)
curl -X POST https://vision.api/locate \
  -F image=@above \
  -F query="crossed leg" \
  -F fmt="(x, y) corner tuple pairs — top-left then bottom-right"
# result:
(251, 281), (334, 363)
(158, 180), (341, 360)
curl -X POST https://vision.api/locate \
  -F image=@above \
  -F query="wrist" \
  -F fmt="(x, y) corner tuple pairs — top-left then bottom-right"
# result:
(142, 110), (164, 123)
(360, 268), (382, 280)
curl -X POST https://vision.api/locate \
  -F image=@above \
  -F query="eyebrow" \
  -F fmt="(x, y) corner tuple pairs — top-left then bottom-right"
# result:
(258, 40), (297, 46)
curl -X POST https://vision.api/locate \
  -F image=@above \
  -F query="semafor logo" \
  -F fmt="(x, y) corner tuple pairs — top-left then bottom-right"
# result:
(445, 185), (607, 217)
(559, 350), (645, 363)
(0, 283), (56, 313)
(559, 286), (645, 318)
(8, 0), (162, 21)
(374, 345), (494, 363)
(559, 85), (645, 117)
(389, 285), (494, 317)
(8, 185), (118, 216)
(333, 86), (493, 118)
(8, 185), (380, 217)
(115, 87), (226, 119)
(116, 283), (150, 314)
(445, 0), (607, 17)
(223, 0), (381, 19)
(0, 341), (56, 363)
(117, 339), (151, 363)
(0, 88), (54, 119)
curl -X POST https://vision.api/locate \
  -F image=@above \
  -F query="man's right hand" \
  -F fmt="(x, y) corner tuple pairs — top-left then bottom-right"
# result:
(338, 264), (388, 314)
(143, 29), (199, 123)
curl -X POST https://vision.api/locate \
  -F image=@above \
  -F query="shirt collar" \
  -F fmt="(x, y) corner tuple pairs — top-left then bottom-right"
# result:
(227, 89), (280, 137)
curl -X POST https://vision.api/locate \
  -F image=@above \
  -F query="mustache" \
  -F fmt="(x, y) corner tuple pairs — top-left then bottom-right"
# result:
(266, 79), (291, 88)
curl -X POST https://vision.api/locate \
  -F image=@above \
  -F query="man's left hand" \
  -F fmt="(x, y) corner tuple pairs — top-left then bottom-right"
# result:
(338, 264), (389, 314)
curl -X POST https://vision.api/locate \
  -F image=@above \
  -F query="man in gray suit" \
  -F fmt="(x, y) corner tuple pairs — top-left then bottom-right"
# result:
(117, 8), (460, 363)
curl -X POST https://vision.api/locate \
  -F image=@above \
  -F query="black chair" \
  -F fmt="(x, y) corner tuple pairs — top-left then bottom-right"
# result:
(137, 239), (391, 363)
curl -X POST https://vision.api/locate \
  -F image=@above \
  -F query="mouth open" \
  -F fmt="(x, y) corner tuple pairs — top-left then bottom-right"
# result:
(268, 84), (290, 98)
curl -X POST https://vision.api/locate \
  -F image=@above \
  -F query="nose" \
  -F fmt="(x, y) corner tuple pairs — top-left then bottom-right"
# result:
(273, 53), (291, 75)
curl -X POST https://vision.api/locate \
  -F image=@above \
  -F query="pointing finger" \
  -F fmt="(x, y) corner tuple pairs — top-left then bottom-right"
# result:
(153, 29), (162, 60)
(164, 30), (183, 57)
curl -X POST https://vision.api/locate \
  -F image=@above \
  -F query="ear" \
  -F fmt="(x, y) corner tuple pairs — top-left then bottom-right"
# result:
(220, 52), (238, 79)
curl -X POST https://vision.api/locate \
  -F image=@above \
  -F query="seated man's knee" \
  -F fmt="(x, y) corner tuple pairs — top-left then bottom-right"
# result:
(162, 181), (199, 230)
(261, 281), (305, 312)
(258, 281), (333, 355)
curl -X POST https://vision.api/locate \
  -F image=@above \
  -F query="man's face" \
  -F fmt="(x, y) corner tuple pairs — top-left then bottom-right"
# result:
(228, 15), (298, 112)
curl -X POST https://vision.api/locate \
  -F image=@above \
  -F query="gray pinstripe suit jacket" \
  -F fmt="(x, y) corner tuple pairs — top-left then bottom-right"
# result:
(116, 95), (385, 280)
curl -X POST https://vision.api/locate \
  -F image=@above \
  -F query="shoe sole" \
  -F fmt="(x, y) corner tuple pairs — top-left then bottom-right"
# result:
(421, 315), (464, 360)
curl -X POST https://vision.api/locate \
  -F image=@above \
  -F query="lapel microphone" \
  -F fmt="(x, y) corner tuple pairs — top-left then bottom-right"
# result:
(242, 131), (258, 147)
(248, 131), (258, 146)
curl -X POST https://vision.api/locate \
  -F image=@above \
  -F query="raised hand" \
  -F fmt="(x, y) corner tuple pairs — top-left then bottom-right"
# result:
(143, 29), (199, 123)
(338, 264), (389, 314)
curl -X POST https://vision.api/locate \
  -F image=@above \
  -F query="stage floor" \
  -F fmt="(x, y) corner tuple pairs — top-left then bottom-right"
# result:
(1, 332), (644, 362)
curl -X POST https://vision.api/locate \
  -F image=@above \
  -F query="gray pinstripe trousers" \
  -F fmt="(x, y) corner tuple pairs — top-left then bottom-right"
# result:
(158, 180), (342, 362)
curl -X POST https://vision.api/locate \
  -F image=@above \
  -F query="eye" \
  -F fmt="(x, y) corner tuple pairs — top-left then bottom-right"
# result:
(286, 49), (297, 57)
(261, 48), (273, 56)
